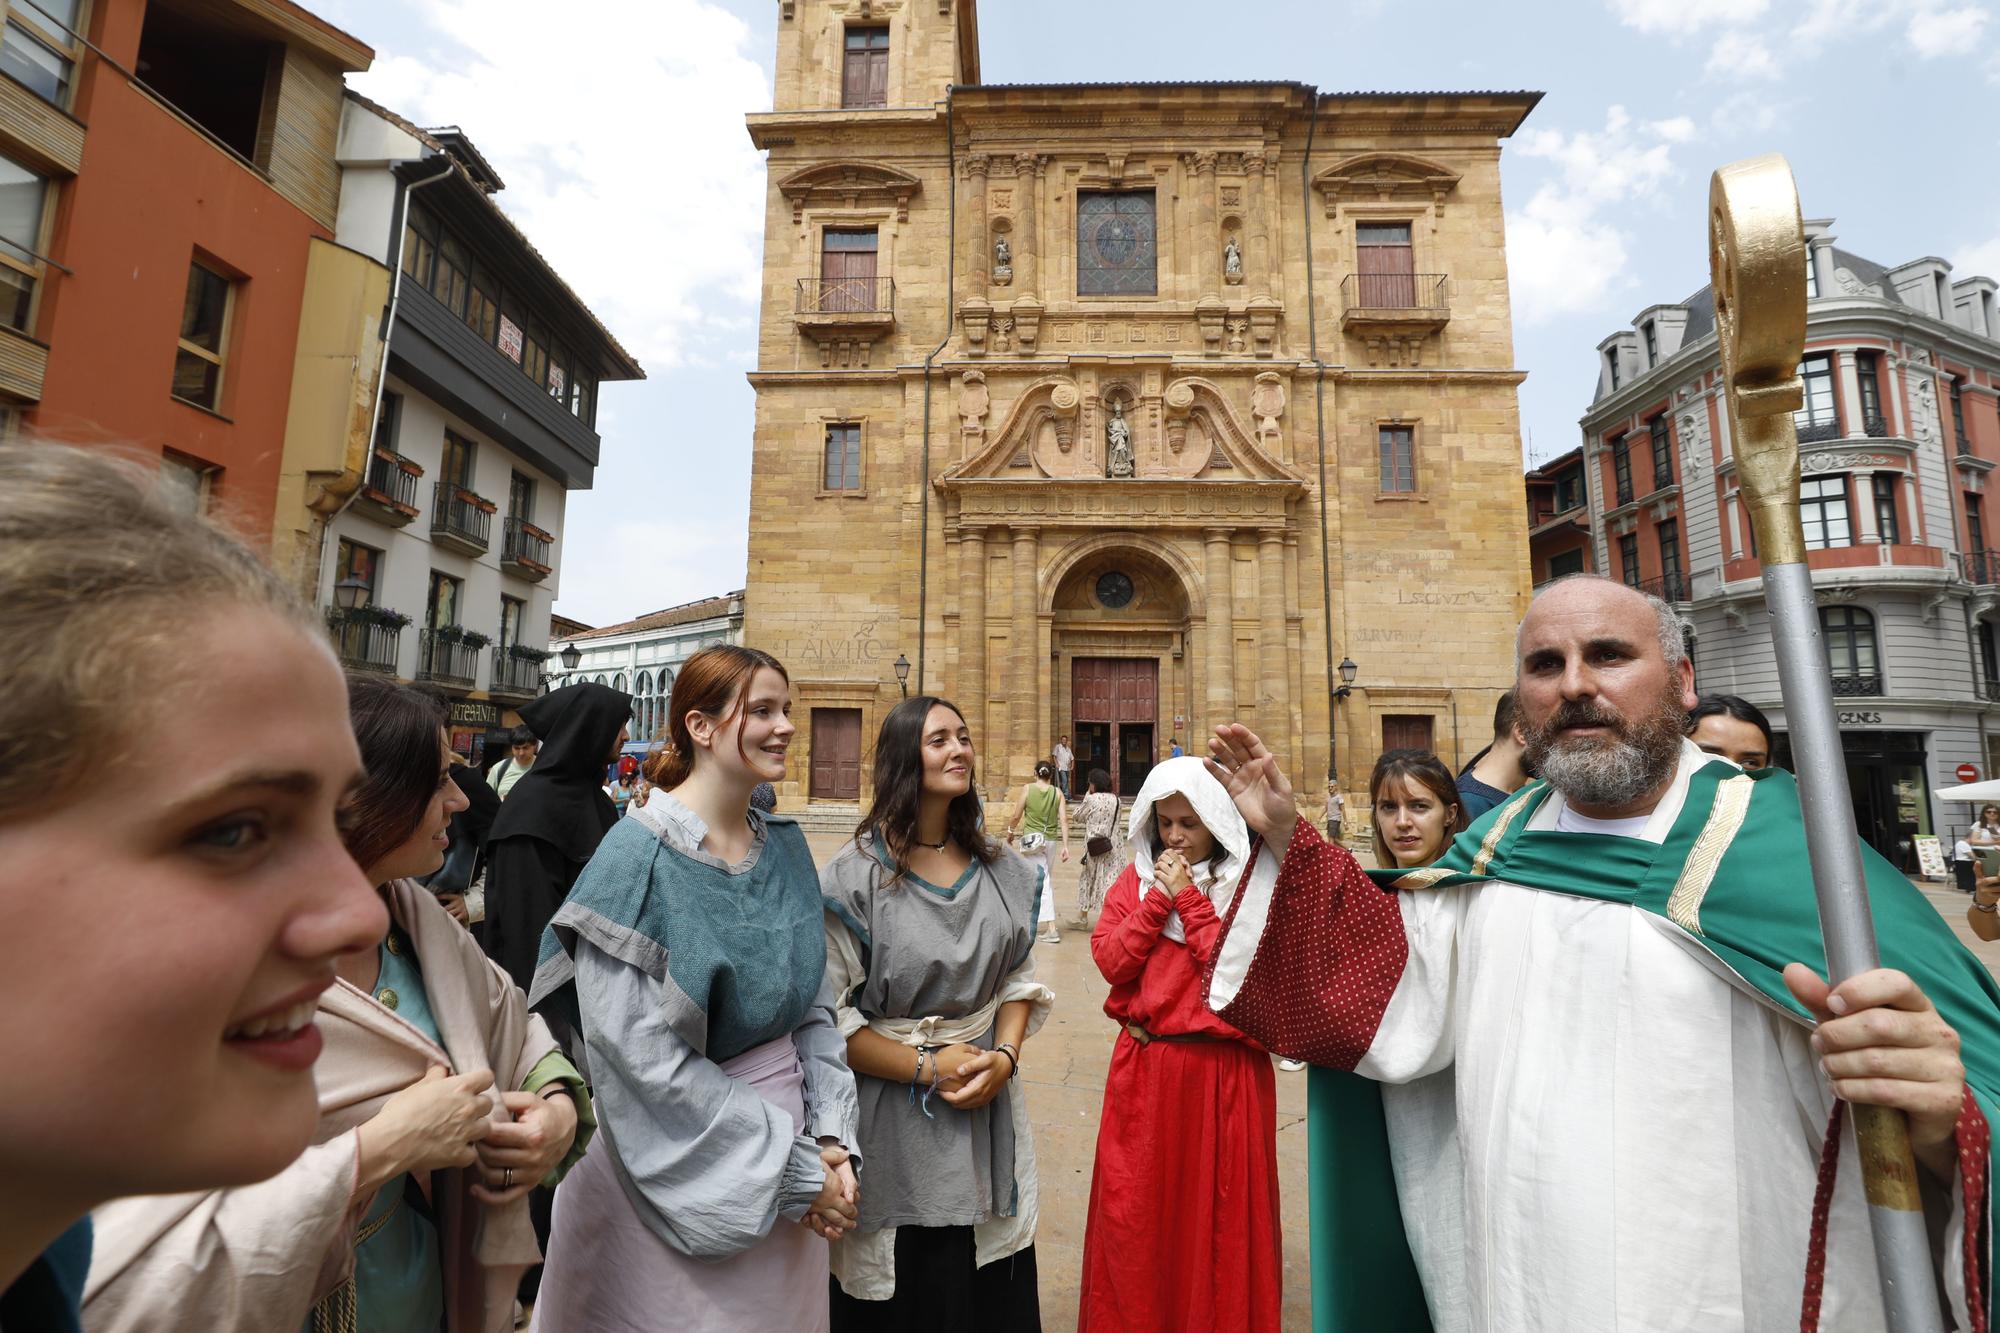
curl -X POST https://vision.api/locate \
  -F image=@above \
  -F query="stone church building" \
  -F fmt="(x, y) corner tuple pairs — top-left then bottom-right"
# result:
(744, 0), (1540, 813)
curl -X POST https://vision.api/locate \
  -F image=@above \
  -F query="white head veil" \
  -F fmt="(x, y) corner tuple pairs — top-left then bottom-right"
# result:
(1125, 755), (1251, 944)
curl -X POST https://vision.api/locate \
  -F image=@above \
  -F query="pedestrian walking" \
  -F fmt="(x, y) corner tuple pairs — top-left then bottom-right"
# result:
(88, 677), (589, 1333)
(526, 646), (859, 1333)
(1004, 763), (1069, 944)
(1971, 803), (2000, 848)
(1072, 768), (1120, 927)
(486, 727), (539, 800)
(0, 444), (385, 1332)
(1324, 784), (1345, 840)
(821, 695), (1053, 1331)
(1078, 757), (1280, 1333)
(1052, 735), (1073, 798)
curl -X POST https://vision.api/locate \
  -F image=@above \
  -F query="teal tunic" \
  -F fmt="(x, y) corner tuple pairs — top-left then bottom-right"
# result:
(304, 925), (446, 1333)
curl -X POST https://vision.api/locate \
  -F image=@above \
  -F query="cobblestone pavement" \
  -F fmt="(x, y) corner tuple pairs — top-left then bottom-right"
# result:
(800, 829), (2000, 1333)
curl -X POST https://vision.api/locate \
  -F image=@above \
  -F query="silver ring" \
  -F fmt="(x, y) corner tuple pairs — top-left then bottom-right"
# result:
(503, 1168), (513, 1189)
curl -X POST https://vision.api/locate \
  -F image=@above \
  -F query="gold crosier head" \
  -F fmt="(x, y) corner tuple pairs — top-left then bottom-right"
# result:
(1708, 154), (1810, 567)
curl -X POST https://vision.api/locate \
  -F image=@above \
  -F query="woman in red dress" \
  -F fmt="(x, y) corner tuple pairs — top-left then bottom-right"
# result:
(1077, 756), (1280, 1333)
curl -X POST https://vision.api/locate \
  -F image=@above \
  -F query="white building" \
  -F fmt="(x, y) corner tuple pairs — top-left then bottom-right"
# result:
(319, 94), (644, 758)
(545, 592), (747, 744)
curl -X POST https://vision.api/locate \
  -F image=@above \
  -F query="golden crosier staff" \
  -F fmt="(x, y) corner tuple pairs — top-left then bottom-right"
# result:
(1710, 153), (1944, 1333)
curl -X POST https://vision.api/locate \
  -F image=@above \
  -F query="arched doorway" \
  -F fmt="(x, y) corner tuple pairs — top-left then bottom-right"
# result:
(1049, 543), (1194, 796)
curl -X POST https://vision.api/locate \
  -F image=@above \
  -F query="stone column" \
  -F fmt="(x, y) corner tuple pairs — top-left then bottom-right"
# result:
(1013, 153), (1039, 296)
(965, 154), (991, 296)
(1203, 529), (1235, 731)
(1258, 532), (1288, 727)
(1011, 528), (1038, 785)
(1836, 349), (1865, 436)
(1853, 473), (1879, 544)
(959, 525), (987, 757)
(1244, 151), (1268, 296)
(1189, 152), (1219, 296)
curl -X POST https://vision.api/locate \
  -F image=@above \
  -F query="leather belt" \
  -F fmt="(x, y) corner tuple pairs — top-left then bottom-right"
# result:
(1125, 1022), (1223, 1046)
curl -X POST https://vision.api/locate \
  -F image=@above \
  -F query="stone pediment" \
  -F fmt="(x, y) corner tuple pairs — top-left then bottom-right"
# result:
(942, 373), (1304, 484)
(1313, 153), (1461, 217)
(777, 161), (922, 224)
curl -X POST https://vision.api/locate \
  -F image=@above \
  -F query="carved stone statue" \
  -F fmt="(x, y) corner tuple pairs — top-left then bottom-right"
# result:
(1224, 235), (1243, 284)
(993, 234), (1013, 285)
(1106, 400), (1135, 478)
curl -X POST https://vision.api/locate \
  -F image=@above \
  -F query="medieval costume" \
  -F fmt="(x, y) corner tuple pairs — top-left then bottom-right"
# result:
(526, 794), (858, 1333)
(482, 682), (632, 1000)
(819, 832), (1052, 1330)
(1077, 758), (1281, 1333)
(1211, 739), (2000, 1332)
(1073, 787), (1122, 924)
(83, 881), (590, 1333)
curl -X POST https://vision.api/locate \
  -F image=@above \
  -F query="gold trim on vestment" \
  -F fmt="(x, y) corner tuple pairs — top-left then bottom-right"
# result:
(1392, 866), (1457, 891)
(1666, 774), (1755, 935)
(1469, 791), (1534, 876)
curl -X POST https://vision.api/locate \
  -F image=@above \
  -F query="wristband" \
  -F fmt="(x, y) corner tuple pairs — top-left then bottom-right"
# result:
(997, 1042), (1021, 1080)
(1975, 903), (1997, 914)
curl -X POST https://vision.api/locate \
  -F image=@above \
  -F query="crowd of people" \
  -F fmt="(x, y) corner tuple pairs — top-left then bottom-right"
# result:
(7, 440), (2000, 1333)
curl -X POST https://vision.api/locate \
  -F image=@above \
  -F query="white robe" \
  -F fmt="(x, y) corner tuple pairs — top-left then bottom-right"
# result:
(1212, 741), (1970, 1332)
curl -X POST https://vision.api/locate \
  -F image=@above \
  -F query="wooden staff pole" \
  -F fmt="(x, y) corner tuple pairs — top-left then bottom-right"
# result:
(1709, 152), (1944, 1332)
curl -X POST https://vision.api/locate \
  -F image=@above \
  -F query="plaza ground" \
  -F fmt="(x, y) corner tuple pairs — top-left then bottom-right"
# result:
(797, 828), (1998, 1332)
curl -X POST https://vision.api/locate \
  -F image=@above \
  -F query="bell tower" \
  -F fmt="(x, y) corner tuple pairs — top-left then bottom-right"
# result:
(771, 0), (979, 114)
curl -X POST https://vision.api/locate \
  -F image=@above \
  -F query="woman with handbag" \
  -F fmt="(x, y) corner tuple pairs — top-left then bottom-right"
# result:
(1005, 763), (1069, 944)
(1072, 769), (1120, 928)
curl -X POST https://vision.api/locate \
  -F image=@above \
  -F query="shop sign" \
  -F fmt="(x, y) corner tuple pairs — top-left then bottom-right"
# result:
(449, 701), (500, 727)
(498, 315), (525, 364)
(1837, 711), (1882, 726)
(1914, 835), (1947, 881)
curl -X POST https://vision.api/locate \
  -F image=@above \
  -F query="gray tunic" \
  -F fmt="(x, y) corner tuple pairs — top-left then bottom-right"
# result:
(820, 837), (1041, 1232)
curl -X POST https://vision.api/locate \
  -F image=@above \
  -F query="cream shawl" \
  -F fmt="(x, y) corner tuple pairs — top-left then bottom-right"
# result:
(83, 880), (558, 1333)
(1125, 756), (1251, 944)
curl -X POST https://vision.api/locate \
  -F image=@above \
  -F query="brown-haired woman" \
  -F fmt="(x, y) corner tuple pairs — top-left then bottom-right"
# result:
(820, 695), (1052, 1329)
(88, 677), (591, 1333)
(0, 444), (386, 1330)
(1303, 746), (1467, 1333)
(528, 645), (860, 1332)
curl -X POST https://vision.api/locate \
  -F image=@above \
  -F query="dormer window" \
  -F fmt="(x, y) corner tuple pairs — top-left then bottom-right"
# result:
(1607, 350), (1621, 391)
(1642, 320), (1657, 366)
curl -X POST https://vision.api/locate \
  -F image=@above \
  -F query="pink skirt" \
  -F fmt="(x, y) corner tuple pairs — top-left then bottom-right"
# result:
(530, 1035), (828, 1332)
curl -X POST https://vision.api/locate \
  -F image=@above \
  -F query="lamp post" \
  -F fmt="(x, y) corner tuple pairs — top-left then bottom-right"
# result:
(893, 653), (911, 698)
(332, 576), (371, 612)
(1329, 656), (1358, 814)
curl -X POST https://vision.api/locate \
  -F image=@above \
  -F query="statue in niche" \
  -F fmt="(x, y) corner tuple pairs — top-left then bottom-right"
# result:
(1106, 400), (1135, 478)
(993, 234), (1012, 285)
(1224, 234), (1243, 285)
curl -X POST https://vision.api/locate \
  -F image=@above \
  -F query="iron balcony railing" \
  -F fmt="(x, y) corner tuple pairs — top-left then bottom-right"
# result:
(431, 482), (493, 550)
(492, 651), (545, 697)
(1340, 272), (1449, 315)
(364, 449), (420, 511)
(1862, 412), (1889, 438)
(1795, 419), (1841, 444)
(1967, 549), (2000, 585)
(503, 517), (553, 569)
(417, 629), (481, 689)
(326, 610), (401, 674)
(1829, 673), (1884, 697)
(796, 276), (896, 316)
(1640, 572), (1691, 604)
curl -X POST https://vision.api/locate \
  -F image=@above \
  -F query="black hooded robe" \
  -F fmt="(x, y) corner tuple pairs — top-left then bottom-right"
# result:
(481, 682), (632, 996)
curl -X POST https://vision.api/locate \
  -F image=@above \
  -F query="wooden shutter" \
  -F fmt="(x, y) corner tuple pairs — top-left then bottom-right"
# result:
(1381, 714), (1434, 753)
(1357, 223), (1415, 307)
(820, 231), (878, 313)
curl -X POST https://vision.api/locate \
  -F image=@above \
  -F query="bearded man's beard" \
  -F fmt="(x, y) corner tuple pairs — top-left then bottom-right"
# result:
(1523, 686), (1687, 808)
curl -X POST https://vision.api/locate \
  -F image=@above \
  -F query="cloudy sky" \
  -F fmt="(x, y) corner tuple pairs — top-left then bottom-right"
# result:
(314, 0), (2000, 628)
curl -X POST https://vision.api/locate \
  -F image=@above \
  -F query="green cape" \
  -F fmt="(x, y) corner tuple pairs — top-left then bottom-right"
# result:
(1309, 759), (2000, 1331)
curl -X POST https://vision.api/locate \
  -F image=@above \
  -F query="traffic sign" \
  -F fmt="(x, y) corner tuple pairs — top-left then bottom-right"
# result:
(1958, 763), (1980, 783)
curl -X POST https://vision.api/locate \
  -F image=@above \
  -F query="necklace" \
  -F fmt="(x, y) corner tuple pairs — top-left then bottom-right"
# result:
(916, 832), (952, 851)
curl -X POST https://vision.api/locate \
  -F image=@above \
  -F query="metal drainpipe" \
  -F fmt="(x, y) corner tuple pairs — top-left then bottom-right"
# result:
(1300, 88), (1338, 789)
(311, 153), (456, 609)
(915, 87), (957, 697)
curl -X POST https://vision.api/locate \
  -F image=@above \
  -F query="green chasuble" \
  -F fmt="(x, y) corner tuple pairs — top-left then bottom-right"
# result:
(1303, 758), (2000, 1331)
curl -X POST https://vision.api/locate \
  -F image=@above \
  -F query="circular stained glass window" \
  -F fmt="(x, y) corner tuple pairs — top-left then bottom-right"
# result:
(1095, 571), (1135, 609)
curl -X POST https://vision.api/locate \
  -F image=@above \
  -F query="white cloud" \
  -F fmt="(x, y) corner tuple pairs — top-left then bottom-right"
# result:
(1505, 107), (1687, 325)
(1608, 0), (1767, 37)
(1908, 4), (1990, 55)
(350, 0), (772, 371)
(1705, 31), (1778, 79)
(1954, 234), (2000, 281)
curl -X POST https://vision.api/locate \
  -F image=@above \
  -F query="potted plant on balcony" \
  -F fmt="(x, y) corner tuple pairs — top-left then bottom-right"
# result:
(431, 625), (492, 650)
(338, 605), (412, 630)
(507, 644), (552, 663)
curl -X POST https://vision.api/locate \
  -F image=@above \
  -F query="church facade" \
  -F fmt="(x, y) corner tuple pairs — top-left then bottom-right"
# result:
(744, 0), (1540, 813)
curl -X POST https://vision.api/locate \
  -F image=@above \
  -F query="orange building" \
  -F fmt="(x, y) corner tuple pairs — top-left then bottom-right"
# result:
(0, 0), (371, 533)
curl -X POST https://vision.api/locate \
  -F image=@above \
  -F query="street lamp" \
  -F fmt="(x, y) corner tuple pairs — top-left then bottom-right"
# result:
(559, 642), (582, 672)
(332, 575), (371, 612)
(1334, 656), (1358, 700)
(1329, 656), (1360, 831)
(893, 653), (911, 698)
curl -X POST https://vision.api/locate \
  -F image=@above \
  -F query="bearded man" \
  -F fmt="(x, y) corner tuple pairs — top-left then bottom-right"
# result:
(1203, 575), (2000, 1331)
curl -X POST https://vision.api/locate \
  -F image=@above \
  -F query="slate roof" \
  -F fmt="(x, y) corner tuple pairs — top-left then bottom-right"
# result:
(568, 591), (745, 642)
